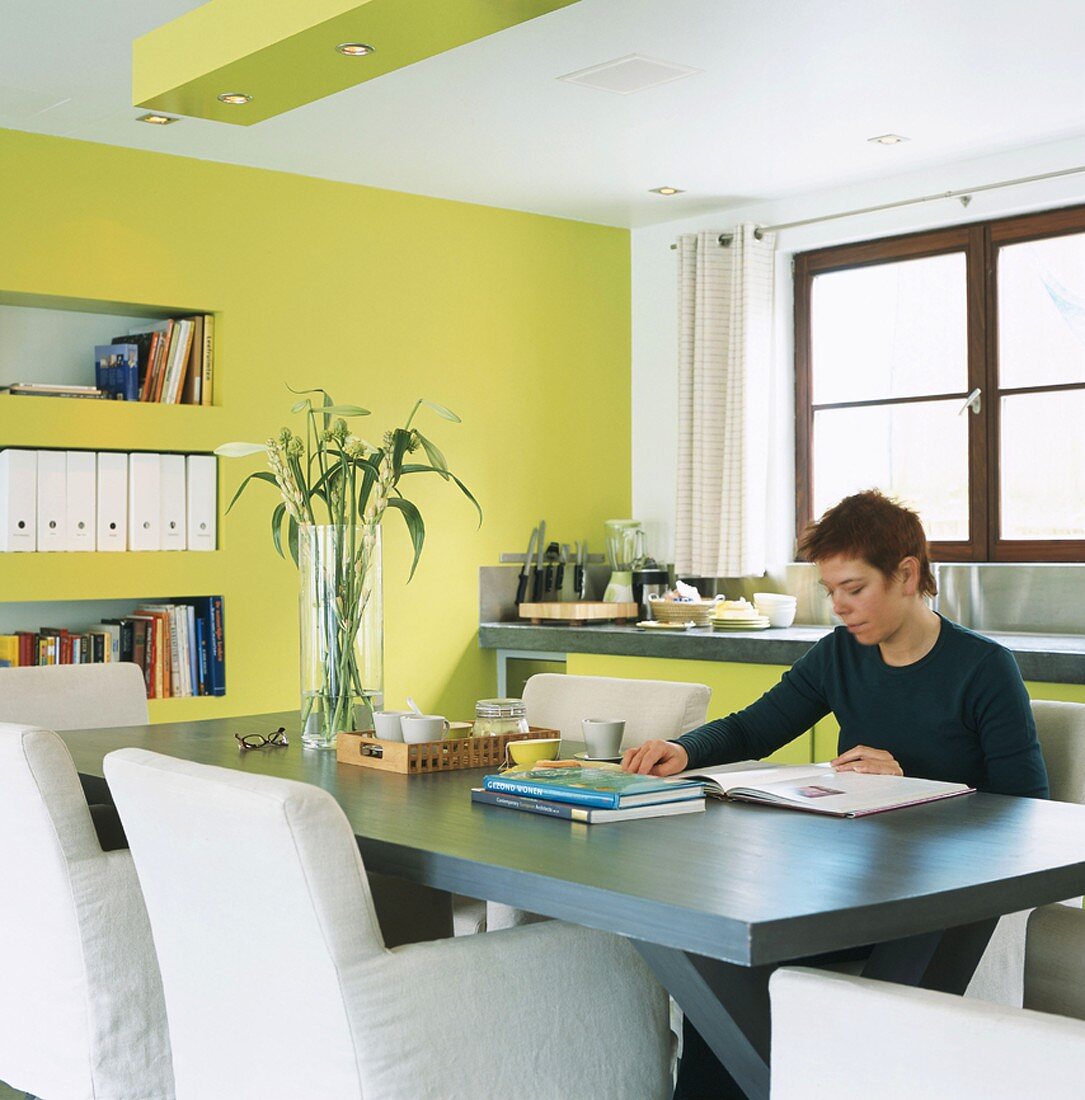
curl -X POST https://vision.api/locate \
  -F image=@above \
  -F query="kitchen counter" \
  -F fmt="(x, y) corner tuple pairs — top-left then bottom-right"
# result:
(478, 621), (1085, 685)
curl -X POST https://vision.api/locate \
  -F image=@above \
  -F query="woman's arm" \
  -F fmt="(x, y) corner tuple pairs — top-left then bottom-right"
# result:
(674, 644), (833, 770)
(970, 647), (1050, 798)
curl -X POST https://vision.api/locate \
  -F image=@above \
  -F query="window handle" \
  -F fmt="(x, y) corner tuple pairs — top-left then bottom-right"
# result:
(958, 388), (982, 415)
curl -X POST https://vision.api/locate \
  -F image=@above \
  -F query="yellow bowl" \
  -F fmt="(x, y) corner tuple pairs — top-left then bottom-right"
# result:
(507, 738), (561, 767)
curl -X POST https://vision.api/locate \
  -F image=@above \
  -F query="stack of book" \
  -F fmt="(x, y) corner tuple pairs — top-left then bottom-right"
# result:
(0, 382), (106, 400)
(117, 314), (214, 405)
(472, 763), (705, 824)
(0, 595), (225, 699)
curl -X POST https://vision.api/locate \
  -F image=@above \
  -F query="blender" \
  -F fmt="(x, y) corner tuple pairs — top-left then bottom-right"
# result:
(603, 520), (642, 603)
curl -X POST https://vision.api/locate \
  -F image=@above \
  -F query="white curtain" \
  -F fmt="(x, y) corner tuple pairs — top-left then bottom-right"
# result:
(674, 225), (776, 578)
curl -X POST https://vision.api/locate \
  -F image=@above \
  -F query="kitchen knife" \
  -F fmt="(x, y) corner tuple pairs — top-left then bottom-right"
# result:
(575, 540), (586, 599)
(532, 519), (546, 600)
(543, 541), (556, 596)
(515, 526), (537, 605)
(556, 543), (568, 596)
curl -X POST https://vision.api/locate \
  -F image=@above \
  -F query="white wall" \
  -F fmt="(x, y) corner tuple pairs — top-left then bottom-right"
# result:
(632, 132), (1085, 566)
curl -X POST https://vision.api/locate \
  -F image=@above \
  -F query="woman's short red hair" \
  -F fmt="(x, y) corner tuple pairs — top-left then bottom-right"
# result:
(797, 490), (937, 598)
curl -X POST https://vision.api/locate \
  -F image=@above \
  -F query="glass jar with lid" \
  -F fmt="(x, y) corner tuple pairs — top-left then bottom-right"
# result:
(473, 698), (529, 738)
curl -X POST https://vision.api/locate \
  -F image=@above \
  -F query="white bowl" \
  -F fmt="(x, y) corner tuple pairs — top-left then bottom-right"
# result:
(762, 605), (796, 628)
(752, 591), (797, 606)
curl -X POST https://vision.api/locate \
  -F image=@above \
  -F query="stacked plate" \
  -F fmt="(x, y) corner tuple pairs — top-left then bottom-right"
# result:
(712, 598), (770, 631)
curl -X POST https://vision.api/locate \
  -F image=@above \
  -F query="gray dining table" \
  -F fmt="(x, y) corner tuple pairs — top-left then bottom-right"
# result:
(61, 711), (1085, 1100)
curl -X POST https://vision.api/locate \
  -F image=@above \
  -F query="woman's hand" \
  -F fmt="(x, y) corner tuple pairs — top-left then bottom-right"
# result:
(622, 740), (689, 776)
(831, 745), (903, 776)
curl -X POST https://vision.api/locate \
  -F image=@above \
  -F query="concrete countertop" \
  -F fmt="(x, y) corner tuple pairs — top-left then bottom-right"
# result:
(478, 621), (1085, 685)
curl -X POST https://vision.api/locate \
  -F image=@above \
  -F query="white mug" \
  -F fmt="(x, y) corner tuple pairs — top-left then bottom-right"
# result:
(582, 718), (626, 759)
(373, 710), (409, 742)
(400, 714), (451, 744)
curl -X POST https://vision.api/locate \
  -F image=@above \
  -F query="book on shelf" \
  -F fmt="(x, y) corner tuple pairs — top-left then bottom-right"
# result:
(0, 597), (225, 700)
(124, 315), (213, 404)
(677, 761), (974, 818)
(200, 314), (214, 406)
(111, 330), (157, 400)
(181, 314), (203, 405)
(2, 382), (106, 399)
(94, 343), (140, 401)
(471, 786), (706, 824)
(482, 765), (704, 810)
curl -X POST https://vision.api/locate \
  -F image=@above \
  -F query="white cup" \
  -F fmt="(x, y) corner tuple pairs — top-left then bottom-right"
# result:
(400, 714), (451, 744)
(582, 718), (625, 759)
(373, 710), (409, 742)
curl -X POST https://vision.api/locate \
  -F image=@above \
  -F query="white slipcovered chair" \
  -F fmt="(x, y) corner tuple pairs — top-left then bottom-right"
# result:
(0, 662), (149, 848)
(0, 662), (149, 729)
(967, 699), (1085, 1006)
(770, 904), (1085, 1099)
(522, 672), (712, 749)
(473, 673), (711, 936)
(104, 747), (671, 1100)
(0, 724), (173, 1100)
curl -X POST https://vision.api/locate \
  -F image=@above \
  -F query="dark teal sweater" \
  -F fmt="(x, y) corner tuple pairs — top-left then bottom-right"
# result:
(676, 616), (1050, 798)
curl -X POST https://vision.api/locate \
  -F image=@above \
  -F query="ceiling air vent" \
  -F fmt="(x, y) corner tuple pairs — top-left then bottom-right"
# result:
(557, 54), (700, 95)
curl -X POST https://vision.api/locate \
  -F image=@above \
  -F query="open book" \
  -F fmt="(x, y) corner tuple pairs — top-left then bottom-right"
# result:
(675, 761), (974, 818)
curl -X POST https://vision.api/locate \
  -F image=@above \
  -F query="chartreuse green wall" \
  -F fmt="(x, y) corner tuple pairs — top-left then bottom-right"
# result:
(0, 128), (631, 723)
(567, 654), (1085, 765)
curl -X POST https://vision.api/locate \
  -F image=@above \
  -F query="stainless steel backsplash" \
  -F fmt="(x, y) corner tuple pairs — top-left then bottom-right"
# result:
(727, 562), (1085, 634)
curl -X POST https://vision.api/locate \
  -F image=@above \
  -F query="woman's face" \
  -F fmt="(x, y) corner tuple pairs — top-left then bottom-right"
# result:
(816, 554), (915, 646)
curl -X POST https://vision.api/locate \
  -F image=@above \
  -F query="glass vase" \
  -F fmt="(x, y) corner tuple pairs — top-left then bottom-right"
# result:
(298, 523), (383, 749)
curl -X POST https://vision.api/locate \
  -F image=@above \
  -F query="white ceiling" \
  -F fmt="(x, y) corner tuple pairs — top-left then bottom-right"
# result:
(2, 0), (1085, 228)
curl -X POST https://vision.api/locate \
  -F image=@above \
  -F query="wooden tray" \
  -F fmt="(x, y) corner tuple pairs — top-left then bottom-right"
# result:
(519, 601), (639, 625)
(337, 725), (558, 774)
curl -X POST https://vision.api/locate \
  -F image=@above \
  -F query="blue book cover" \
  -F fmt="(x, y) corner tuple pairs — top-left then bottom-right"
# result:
(471, 787), (705, 823)
(94, 343), (139, 400)
(482, 766), (703, 809)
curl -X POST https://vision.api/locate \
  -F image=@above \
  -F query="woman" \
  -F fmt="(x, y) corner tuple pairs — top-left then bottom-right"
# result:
(623, 489), (1048, 1098)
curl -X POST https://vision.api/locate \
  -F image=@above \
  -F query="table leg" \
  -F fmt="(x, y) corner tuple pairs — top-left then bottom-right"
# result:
(634, 919), (999, 1100)
(862, 917), (999, 994)
(633, 942), (772, 1100)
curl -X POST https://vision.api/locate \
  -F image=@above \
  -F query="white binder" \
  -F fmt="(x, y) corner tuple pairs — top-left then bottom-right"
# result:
(0, 449), (38, 552)
(36, 450), (67, 552)
(128, 452), (161, 551)
(65, 451), (96, 551)
(186, 454), (217, 551)
(96, 452), (128, 552)
(159, 453), (187, 551)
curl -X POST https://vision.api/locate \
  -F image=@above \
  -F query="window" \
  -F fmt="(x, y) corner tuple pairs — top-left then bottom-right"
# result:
(795, 205), (1085, 561)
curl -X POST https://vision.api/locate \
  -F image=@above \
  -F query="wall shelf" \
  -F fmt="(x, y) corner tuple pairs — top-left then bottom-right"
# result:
(0, 551), (224, 602)
(0, 397), (224, 452)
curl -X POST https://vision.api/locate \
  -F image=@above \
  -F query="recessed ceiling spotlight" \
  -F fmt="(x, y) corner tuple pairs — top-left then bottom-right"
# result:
(136, 113), (178, 125)
(868, 133), (908, 145)
(650, 186), (685, 196)
(336, 42), (375, 56)
(217, 92), (253, 105)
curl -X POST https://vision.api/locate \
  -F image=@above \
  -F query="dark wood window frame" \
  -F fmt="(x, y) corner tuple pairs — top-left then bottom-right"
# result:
(794, 203), (1085, 562)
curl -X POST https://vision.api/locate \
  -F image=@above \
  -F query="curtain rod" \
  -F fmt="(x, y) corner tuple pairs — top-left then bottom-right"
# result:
(668, 161), (1085, 248)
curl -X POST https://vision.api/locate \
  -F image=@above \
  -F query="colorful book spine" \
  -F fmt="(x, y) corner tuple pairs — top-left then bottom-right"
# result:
(482, 775), (622, 809)
(472, 788), (591, 820)
(200, 314), (214, 406)
(210, 595), (225, 695)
